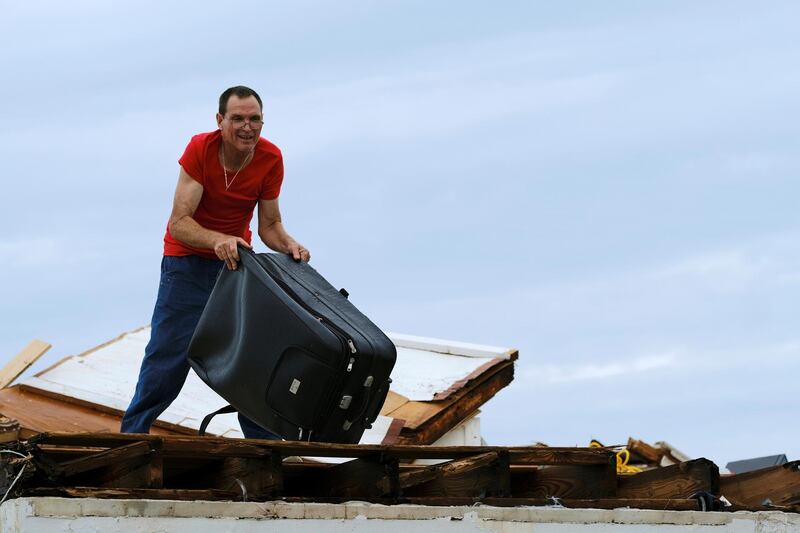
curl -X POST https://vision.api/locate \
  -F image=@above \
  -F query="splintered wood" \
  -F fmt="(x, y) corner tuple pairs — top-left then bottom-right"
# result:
(0, 340), (51, 389)
(3, 432), (795, 513)
(13, 432), (618, 506)
(720, 461), (800, 507)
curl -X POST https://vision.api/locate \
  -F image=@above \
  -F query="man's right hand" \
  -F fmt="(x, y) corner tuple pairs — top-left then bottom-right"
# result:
(213, 236), (251, 270)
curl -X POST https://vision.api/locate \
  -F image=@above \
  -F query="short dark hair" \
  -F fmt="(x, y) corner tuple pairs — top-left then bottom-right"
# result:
(219, 86), (263, 115)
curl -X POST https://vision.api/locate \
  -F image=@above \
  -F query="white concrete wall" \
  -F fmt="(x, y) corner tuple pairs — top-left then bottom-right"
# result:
(3, 498), (800, 532)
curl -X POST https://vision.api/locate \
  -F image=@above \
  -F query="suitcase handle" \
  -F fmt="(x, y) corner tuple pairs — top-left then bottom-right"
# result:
(363, 378), (392, 427)
(342, 376), (373, 431)
(199, 404), (238, 436)
(345, 376), (382, 429)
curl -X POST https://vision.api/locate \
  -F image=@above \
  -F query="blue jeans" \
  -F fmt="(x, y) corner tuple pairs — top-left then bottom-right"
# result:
(121, 255), (280, 440)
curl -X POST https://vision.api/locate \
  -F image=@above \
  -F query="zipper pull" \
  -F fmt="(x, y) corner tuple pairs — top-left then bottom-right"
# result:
(347, 339), (357, 354)
(346, 357), (355, 372)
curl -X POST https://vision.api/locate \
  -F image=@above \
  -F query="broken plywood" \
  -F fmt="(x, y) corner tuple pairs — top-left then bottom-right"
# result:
(0, 340), (51, 389)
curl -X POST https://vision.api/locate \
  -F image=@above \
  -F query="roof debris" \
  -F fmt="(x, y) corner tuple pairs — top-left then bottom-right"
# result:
(0, 333), (796, 514)
(1, 329), (516, 445)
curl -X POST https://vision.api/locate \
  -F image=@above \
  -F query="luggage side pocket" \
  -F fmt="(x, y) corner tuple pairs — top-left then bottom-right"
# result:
(266, 346), (336, 429)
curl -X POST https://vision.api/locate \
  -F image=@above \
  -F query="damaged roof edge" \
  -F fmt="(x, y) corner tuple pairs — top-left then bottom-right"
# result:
(387, 332), (518, 360)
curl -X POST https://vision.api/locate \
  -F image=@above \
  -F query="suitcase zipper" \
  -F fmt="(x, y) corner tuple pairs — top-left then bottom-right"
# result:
(317, 316), (358, 372)
(262, 255), (374, 362)
(263, 266), (358, 361)
(260, 267), (361, 432)
(255, 255), (373, 436)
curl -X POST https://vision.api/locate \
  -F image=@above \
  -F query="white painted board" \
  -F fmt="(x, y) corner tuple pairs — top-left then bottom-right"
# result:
(24, 326), (512, 436)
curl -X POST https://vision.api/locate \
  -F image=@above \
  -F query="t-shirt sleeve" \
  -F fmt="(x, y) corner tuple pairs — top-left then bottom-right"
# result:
(260, 153), (284, 200)
(178, 135), (205, 185)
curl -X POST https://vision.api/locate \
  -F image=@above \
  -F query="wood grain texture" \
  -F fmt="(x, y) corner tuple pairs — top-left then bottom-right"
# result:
(400, 451), (510, 498)
(27, 486), (240, 501)
(285, 455), (399, 498)
(617, 458), (719, 499)
(379, 391), (409, 416)
(395, 362), (515, 444)
(0, 340), (51, 389)
(56, 441), (153, 477)
(211, 455), (283, 499)
(0, 386), (181, 436)
(511, 464), (616, 499)
(720, 461), (800, 506)
(510, 448), (614, 466)
(19, 432), (786, 511)
(31, 432), (613, 463)
(399, 452), (499, 489)
(388, 360), (514, 431)
(627, 438), (663, 466)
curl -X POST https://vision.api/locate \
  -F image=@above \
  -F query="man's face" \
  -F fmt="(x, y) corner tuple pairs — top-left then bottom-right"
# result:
(216, 95), (263, 153)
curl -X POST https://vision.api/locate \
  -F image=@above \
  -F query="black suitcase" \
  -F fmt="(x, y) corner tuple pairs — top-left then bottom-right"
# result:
(187, 248), (396, 443)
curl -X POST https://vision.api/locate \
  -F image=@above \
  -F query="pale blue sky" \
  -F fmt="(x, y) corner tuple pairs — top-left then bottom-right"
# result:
(1, 1), (798, 467)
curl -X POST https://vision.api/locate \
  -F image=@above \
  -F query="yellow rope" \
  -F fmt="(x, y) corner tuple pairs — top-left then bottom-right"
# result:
(589, 440), (642, 474)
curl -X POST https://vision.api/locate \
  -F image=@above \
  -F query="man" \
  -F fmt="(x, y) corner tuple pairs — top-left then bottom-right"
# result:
(121, 86), (310, 438)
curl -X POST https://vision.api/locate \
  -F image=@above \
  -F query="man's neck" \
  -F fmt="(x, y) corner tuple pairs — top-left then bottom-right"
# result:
(220, 139), (253, 169)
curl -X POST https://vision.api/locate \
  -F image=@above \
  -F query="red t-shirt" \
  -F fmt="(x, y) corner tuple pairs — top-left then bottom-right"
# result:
(163, 130), (284, 259)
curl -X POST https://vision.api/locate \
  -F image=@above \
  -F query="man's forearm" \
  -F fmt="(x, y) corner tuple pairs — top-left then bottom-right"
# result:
(259, 221), (297, 253)
(170, 216), (227, 250)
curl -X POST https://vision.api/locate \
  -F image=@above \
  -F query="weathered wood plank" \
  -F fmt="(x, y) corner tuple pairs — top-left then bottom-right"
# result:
(0, 340), (51, 389)
(29, 433), (160, 448)
(379, 391), (409, 416)
(401, 451), (510, 498)
(30, 432), (612, 464)
(617, 458), (719, 499)
(0, 387), (181, 437)
(161, 439), (272, 458)
(211, 454), (283, 500)
(511, 463), (617, 499)
(285, 455), (398, 498)
(509, 448), (613, 466)
(25, 486), (241, 501)
(93, 453), (155, 489)
(720, 461), (800, 507)
(395, 362), (514, 444)
(400, 452), (499, 489)
(28, 446), (64, 479)
(148, 441), (164, 489)
(57, 441), (153, 477)
(31, 434), (270, 458)
(627, 438), (662, 466)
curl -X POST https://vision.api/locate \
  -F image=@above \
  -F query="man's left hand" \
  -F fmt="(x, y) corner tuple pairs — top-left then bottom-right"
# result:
(289, 243), (311, 262)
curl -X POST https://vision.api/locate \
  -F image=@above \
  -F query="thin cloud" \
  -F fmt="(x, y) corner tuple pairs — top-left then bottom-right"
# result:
(651, 250), (761, 280)
(0, 237), (103, 270)
(271, 70), (618, 158)
(524, 353), (678, 384)
(648, 233), (800, 291)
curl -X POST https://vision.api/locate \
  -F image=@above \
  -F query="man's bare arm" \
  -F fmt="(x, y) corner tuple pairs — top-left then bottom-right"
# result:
(168, 167), (250, 270)
(257, 198), (310, 262)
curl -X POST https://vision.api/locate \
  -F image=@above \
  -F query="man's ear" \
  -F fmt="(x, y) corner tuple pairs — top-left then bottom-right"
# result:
(216, 113), (223, 129)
